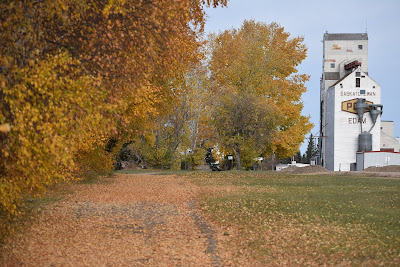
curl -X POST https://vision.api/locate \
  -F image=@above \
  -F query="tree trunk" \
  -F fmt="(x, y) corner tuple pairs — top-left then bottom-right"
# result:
(234, 148), (242, 170)
(133, 145), (144, 165)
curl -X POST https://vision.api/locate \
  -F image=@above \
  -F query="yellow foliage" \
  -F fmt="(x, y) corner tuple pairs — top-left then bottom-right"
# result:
(0, 51), (112, 217)
(209, 20), (313, 159)
(0, 0), (227, 223)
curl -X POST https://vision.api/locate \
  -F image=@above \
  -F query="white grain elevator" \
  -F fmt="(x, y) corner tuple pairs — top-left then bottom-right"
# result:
(319, 32), (382, 171)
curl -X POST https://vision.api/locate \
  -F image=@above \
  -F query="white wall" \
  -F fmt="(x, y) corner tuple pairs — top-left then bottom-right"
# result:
(324, 39), (369, 77)
(381, 121), (400, 152)
(357, 151), (400, 170)
(325, 88), (335, 170)
(325, 69), (381, 171)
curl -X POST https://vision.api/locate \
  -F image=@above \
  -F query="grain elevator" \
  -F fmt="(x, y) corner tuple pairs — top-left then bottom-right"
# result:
(319, 32), (383, 171)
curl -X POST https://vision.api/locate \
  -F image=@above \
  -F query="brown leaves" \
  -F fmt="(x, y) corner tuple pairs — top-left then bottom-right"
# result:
(1, 174), (218, 266)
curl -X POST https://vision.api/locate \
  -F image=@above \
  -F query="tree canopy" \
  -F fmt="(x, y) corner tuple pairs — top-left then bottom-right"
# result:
(209, 20), (313, 167)
(213, 91), (277, 170)
(0, 0), (227, 220)
(0, 4), (314, 225)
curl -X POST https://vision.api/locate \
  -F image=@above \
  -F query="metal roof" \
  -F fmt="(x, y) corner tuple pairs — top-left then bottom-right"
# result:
(324, 33), (368, 41)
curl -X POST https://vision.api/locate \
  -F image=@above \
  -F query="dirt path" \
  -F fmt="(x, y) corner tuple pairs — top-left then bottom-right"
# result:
(1, 174), (223, 266)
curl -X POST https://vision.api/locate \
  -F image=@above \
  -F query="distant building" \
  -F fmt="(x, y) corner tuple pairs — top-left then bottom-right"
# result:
(380, 121), (400, 152)
(319, 32), (384, 171)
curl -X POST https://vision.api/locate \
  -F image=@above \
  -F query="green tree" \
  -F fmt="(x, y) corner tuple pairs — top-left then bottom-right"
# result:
(294, 151), (302, 164)
(305, 133), (316, 163)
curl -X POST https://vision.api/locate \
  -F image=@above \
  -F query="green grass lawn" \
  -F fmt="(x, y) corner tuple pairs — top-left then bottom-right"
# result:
(183, 172), (400, 265)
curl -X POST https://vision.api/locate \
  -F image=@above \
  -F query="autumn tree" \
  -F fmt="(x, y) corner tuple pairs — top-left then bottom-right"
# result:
(144, 83), (192, 169)
(0, 0), (227, 223)
(209, 20), (313, 161)
(132, 65), (214, 170)
(213, 91), (276, 170)
(184, 65), (217, 150)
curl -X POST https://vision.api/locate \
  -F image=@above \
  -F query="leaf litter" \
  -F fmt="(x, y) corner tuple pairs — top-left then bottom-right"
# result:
(0, 174), (228, 266)
(4, 171), (398, 266)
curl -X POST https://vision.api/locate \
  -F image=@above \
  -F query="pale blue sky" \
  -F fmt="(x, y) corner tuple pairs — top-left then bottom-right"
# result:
(205, 0), (400, 153)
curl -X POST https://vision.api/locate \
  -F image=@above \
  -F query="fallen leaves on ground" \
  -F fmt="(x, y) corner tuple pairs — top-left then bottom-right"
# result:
(0, 174), (224, 266)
